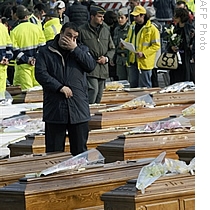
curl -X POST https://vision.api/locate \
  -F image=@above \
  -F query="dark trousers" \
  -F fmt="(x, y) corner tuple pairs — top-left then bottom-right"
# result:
(87, 77), (105, 104)
(45, 121), (89, 156)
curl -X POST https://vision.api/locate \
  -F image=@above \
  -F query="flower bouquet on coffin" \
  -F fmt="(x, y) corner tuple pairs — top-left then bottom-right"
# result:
(136, 151), (195, 194)
(164, 25), (182, 64)
(24, 148), (105, 178)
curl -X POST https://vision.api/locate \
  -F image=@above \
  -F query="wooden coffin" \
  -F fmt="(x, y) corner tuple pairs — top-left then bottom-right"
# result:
(6, 85), (22, 96)
(0, 152), (72, 187)
(176, 145), (195, 164)
(152, 90), (195, 106)
(0, 158), (154, 210)
(8, 127), (131, 157)
(20, 108), (43, 119)
(8, 134), (70, 157)
(101, 173), (195, 210)
(97, 130), (195, 163)
(12, 90), (43, 104)
(89, 104), (190, 130)
(101, 87), (160, 105)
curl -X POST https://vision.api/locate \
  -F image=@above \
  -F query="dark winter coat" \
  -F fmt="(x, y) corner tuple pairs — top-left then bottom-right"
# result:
(167, 22), (195, 84)
(65, 0), (89, 27)
(79, 22), (115, 79)
(153, 0), (176, 22)
(35, 34), (96, 124)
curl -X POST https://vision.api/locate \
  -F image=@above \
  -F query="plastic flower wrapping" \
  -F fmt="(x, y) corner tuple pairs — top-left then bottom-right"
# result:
(136, 151), (195, 194)
(25, 149), (105, 178)
(1, 114), (44, 133)
(0, 90), (13, 106)
(159, 81), (195, 93)
(164, 25), (182, 64)
(98, 94), (155, 112)
(123, 116), (192, 135)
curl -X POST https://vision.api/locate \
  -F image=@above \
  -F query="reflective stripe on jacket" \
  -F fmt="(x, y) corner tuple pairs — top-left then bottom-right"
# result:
(125, 20), (160, 70)
(10, 21), (46, 65)
(43, 18), (62, 42)
(0, 23), (13, 61)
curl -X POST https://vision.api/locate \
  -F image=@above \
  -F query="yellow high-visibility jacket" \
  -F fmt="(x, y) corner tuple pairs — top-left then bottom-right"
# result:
(10, 20), (46, 65)
(0, 23), (13, 93)
(0, 23), (13, 61)
(186, 0), (195, 14)
(43, 18), (62, 42)
(124, 20), (160, 70)
(28, 13), (43, 30)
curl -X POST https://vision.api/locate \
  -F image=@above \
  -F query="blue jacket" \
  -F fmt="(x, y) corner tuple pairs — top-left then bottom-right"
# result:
(153, 0), (176, 22)
(35, 34), (96, 124)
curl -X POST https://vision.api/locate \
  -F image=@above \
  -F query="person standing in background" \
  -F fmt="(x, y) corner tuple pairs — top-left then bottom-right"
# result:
(103, 10), (118, 81)
(153, 0), (176, 25)
(112, 7), (130, 81)
(153, 0), (176, 53)
(167, 7), (195, 85)
(175, 0), (195, 26)
(79, 5), (115, 104)
(146, 6), (162, 87)
(122, 5), (160, 88)
(32, 3), (48, 28)
(65, 0), (89, 27)
(128, 0), (140, 23)
(0, 21), (13, 95)
(54, 0), (69, 25)
(35, 22), (96, 155)
(42, 9), (62, 43)
(10, 5), (46, 90)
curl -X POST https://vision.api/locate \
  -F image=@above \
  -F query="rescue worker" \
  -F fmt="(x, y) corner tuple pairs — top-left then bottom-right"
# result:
(10, 5), (46, 90)
(43, 9), (62, 43)
(0, 22), (13, 96)
(122, 5), (160, 88)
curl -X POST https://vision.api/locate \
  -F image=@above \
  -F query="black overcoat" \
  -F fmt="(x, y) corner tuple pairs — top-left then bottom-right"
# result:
(35, 35), (96, 124)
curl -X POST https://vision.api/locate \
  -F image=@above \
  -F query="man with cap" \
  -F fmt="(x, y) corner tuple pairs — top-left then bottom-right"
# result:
(121, 5), (160, 88)
(43, 9), (62, 42)
(128, 0), (140, 23)
(79, 5), (115, 104)
(54, 0), (69, 25)
(112, 7), (130, 81)
(10, 5), (46, 90)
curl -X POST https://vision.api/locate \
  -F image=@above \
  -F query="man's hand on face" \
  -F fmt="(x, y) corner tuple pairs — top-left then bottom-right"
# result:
(60, 35), (77, 51)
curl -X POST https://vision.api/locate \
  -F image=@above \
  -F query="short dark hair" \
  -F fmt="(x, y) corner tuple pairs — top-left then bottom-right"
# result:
(174, 7), (189, 23)
(176, 0), (186, 6)
(61, 22), (79, 33)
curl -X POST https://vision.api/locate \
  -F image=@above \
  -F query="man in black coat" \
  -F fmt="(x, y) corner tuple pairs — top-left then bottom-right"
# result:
(35, 22), (96, 156)
(65, 0), (89, 27)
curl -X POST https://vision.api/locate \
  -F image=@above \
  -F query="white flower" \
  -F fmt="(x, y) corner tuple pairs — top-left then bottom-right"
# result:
(170, 25), (174, 34)
(171, 33), (177, 41)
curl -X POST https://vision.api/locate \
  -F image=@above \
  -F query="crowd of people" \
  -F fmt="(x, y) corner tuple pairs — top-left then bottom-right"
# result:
(0, 0), (195, 154)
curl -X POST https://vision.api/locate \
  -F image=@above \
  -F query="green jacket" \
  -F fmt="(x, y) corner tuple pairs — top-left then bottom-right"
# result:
(79, 22), (115, 79)
(113, 22), (130, 65)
